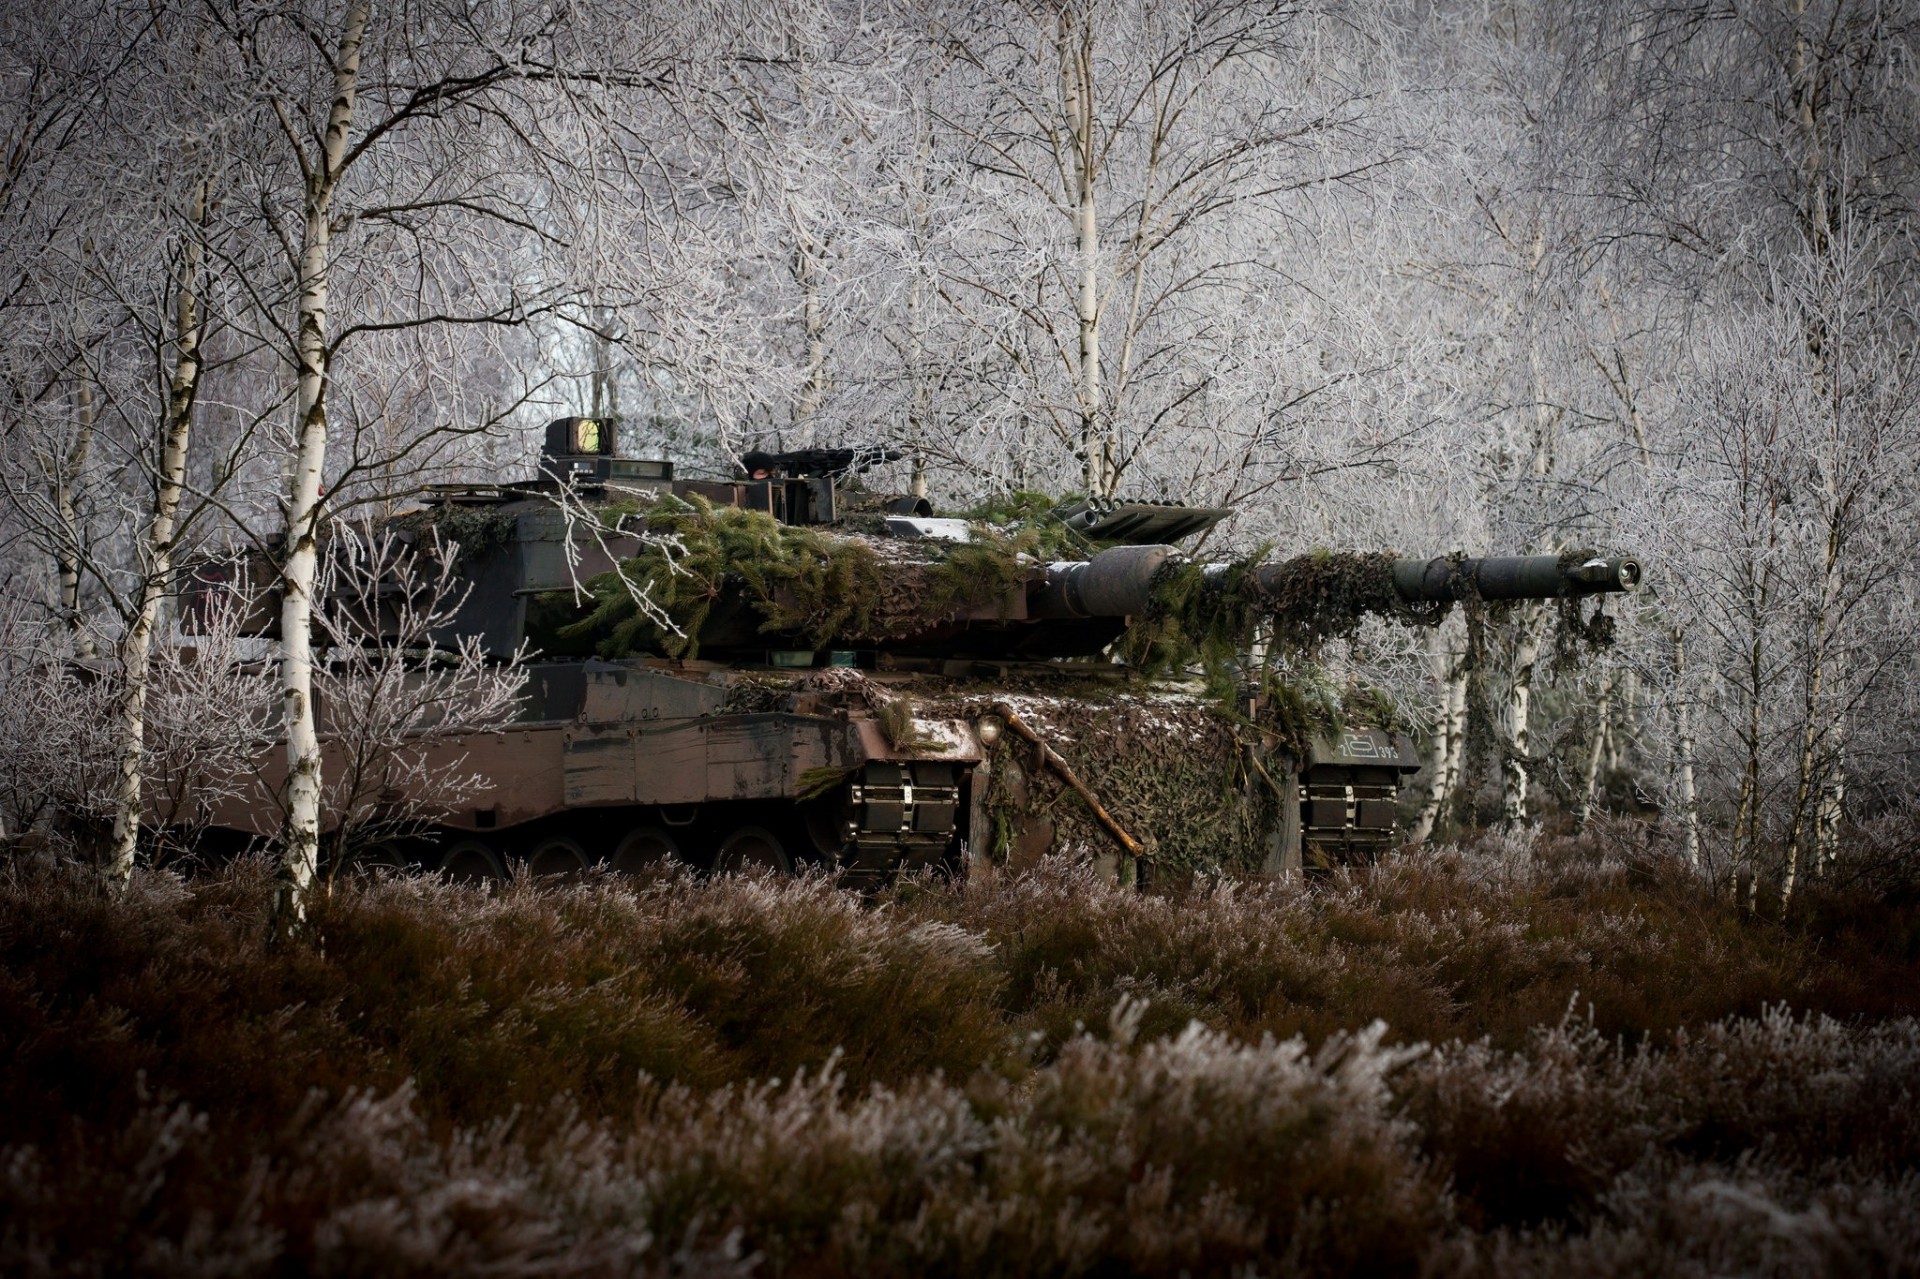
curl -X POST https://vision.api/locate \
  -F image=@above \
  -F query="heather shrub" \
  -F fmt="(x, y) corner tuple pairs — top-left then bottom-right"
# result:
(1458, 1165), (1920, 1278)
(1403, 1008), (1920, 1232)
(0, 860), (360, 1147)
(0, 1085), (753, 1277)
(619, 872), (1005, 1086)
(302, 872), (735, 1119)
(6, 830), (1920, 1275)
(905, 831), (1896, 1054)
(955, 863), (1463, 1048)
(623, 1012), (1442, 1277)
(2, 1020), (1440, 1277)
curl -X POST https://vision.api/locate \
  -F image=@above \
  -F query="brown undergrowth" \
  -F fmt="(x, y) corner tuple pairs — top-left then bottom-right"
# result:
(4, 828), (1920, 1275)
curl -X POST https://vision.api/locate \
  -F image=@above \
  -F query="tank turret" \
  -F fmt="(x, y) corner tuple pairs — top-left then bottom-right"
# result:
(505, 520), (1638, 667)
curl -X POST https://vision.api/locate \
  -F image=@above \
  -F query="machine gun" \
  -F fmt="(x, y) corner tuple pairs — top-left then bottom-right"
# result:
(739, 445), (904, 480)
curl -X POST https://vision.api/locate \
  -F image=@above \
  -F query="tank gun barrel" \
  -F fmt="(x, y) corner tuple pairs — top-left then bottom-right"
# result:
(1387, 554), (1641, 603)
(1034, 548), (1641, 620)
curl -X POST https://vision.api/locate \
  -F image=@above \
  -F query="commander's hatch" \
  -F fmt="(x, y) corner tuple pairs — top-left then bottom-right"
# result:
(1054, 498), (1231, 545)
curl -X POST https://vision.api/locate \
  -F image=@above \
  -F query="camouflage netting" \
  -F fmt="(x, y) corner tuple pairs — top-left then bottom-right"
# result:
(1254, 550), (1442, 646)
(1125, 550), (1446, 680)
(911, 660), (1415, 878)
(1120, 555), (1274, 680)
(917, 680), (1281, 879)
(1550, 548), (1621, 668)
(557, 495), (1036, 658)
(389, 506), (520, 564)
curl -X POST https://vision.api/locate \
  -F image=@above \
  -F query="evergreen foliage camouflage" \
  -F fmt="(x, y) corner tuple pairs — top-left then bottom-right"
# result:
(1119, 552), (1277, 681)
(951, 490), (1094, 559)
(389, 506), (520, 565)
(1256, 551), (1444, 647)
(557, 495), (1037, 658)
(556, 497), (1454, 687)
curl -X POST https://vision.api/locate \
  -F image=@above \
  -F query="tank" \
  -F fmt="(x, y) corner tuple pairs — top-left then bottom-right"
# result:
(184, 418), (1641, 883)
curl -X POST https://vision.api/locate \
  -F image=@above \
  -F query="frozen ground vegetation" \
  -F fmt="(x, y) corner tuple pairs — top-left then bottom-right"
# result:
(5, 830), (1920, 1276)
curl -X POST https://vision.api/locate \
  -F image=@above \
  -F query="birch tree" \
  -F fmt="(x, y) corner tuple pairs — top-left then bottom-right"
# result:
(0, 1), (271, 877)
(102, 177), (213, 880)
(263, 0), (368, 921)
(203, 0), (740, 921)
(927, 0), (1392, 497)
(1572, 0), (1920, 893)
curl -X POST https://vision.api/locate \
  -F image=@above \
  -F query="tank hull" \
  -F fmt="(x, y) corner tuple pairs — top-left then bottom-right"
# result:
(190, 657), (1421, 884)
(198, 659), (984, 881)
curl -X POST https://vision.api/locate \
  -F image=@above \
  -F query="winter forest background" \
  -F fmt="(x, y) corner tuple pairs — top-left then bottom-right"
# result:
(2, 0), (1918, 905)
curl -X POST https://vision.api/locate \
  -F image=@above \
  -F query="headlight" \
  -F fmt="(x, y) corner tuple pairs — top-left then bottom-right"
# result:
(975, 714), (1004, 746)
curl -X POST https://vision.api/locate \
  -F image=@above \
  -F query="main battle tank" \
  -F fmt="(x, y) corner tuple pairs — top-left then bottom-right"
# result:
(188, 418), (1641, 883)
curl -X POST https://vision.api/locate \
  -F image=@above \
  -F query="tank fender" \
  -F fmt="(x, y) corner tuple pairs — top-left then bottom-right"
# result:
(566, 712), (851, 806)
(1307, 727), (1422, 771)
(579, 661), (725, 721)
(850, 716), (986, 764)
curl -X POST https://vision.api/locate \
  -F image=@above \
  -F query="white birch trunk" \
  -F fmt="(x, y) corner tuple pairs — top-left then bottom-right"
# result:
(1780, 0), (1841, 908)
(1736, 627), (1765, 908)
(1410, 622), (1467, 845)
(106, 192), (206, 883)
(904, 93), (933, 502)
(276, 2), (368, 925)
(1501, 605), (1544, 827)
(1789, 7), (1832, 256)
(589, 316), (619, 422)
(794, 239), (827, 437)
(1059, 16), (1109, 497)
(906, 272), (930, 500)
(1501, 230), (1555, 830)
(1783, 620), (1832, 912)
(1573, 671), (1613, 833)
(1672, 631), (1702, 867)
(1816, 729), (1844, 875)
(1784, 473), (1845, 909)
(1608, 670), (1633, 776)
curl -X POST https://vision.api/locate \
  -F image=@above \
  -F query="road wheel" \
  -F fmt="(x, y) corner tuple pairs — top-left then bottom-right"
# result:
(714, 825), (792, 875)
(801, 794), (854, 866)
(438, 837), (506, 885)
(610, 825), (681, 876)
(527, 835), (589, 878)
